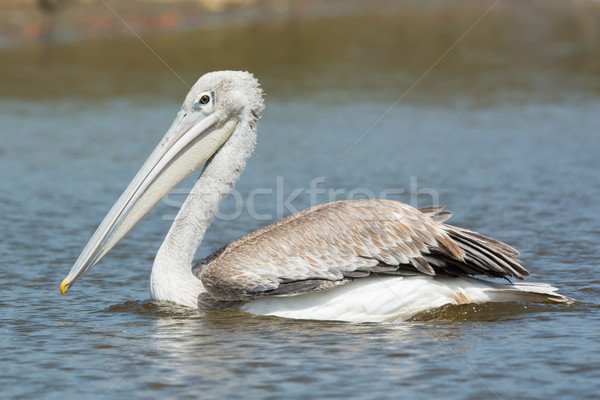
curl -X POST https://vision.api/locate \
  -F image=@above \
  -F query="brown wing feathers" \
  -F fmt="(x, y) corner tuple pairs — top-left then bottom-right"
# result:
(340, 205), (528, 281)
(199, 200), (529, 300)
(445, 229), (528, 279)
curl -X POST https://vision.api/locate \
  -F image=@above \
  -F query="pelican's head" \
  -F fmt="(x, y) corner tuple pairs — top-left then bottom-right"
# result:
(182, 70), (264, 125)
(61, 71), (264, 295)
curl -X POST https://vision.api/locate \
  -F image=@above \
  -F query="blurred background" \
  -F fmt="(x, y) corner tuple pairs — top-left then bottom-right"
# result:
(2, 1), (600, 399)
(1, 0), (599, 101)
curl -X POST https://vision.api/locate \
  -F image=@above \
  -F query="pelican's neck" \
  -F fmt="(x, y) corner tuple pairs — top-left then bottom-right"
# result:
(150, 116), (256, 307)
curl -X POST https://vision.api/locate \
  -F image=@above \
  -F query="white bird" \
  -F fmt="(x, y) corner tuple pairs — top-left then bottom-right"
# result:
(61, 71), (573, 322)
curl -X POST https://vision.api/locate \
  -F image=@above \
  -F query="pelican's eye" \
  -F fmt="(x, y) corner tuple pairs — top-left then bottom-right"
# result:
(193, 91), (215, 114)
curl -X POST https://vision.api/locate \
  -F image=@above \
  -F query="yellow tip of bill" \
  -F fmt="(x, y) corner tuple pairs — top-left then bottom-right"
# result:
(60, 278), (69, 296)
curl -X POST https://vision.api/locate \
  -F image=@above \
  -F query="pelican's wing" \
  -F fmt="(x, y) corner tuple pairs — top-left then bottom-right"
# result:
(197, 199), (528, 301)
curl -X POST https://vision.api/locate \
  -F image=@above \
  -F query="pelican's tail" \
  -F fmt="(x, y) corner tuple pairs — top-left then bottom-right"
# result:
(483, 281), (574, 305)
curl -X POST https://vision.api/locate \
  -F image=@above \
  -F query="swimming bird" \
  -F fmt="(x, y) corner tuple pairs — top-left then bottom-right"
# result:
(61, 71), (573, 322)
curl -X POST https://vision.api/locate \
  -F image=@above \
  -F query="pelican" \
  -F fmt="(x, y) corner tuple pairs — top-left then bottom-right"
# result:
(61, 71), (573, 322)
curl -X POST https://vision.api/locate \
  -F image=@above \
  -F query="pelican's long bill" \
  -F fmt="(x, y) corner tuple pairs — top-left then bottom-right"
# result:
(60, 110), (239, 295)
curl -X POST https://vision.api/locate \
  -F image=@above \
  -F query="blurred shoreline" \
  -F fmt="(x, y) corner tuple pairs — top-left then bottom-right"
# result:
(1, 0), (598, 102)
(1, 0), (581, 49)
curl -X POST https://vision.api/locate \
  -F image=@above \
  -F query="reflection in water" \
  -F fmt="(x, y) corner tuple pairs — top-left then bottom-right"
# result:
(145, 303), (452, 389)
(96, 298), (477, 392)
